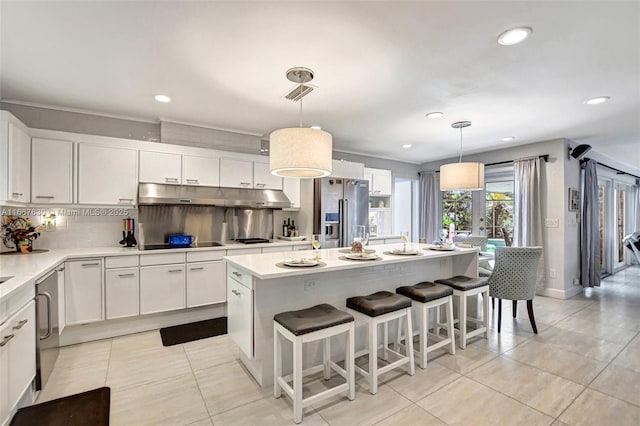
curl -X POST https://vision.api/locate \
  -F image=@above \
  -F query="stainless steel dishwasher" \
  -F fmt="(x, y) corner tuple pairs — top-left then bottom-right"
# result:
(35, 266), (61, 391)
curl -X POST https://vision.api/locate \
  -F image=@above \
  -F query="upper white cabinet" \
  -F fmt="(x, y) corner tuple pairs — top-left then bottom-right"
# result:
(139, 151), (181, 184)
(78, 144), (138, 205)
(220, 157), (253, 188)
(253, 161), (283, 190)
(283, 177), (301, 209)
(0, 113), (31, 204)
(364, 167), (392, 196)
(182, 154), (220, 186)
(31, 138), (74, 204)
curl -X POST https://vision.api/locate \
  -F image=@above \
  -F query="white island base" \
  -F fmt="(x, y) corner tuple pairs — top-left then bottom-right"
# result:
(225, 243), (479, 388)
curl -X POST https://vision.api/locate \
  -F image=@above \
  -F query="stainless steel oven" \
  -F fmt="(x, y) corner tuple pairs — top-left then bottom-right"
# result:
(35, 266), (61, 391)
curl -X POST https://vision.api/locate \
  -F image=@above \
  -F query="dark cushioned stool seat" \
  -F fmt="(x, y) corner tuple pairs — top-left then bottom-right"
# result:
(274, 304), (354, 336)
(346, 291), (411, 317)
(435, 276), (488, 291)
(396, 282), (453, 303)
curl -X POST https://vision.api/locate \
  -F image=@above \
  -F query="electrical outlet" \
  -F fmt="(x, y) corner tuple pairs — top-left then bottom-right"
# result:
(545, 218), (559, 228)
(549, 268), (557, 279)
(304, 280), (316, 291)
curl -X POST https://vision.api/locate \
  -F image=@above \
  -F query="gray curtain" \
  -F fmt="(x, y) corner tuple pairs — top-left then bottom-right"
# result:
(419, 172), (441, 243)
(513, 157), (546, 289)
(580, 160), (601, 287)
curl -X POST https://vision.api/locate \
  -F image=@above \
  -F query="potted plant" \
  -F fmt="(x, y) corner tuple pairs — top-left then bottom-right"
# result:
(1, 216), (44, 253)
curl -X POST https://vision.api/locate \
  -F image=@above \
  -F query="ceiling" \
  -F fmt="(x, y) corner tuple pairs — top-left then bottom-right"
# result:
(1, 1), (639, 169)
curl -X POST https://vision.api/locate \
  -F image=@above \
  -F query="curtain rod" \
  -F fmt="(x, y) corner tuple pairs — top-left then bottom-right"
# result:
(581, 158), (640, 180)
(425, 154), (549, 174)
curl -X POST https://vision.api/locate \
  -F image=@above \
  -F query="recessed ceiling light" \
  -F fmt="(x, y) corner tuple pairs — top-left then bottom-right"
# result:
(497, 27), (532, 46)
(584, 96), (610, 105)
(425, 112), (444, 119)
(402, 144), (412, 149)
(154, 94), (171, 103)
(501, 136), (515, 142)
(310, 125), (322, 130)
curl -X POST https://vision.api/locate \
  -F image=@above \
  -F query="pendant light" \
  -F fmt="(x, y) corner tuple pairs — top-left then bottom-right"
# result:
(439, 121), (484, 191)
(269, 67), (332, 178)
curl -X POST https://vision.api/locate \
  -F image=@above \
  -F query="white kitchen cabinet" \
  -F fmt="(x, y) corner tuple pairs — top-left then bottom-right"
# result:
(31, 138), (74, 204)
(261, 245), (293, 254)
(139, 265), (186, 314)
(219, 157), (253, 188)
(364, 167), (392, 196)
(182, 154), (220, 187)
(105, 268), (139, 319)
(139, 151), (181, 184)
(186, 261), (226, 308)
(0, 116), (31, 204)
(227, 273), (253, 359)
(253, 161), (283, 190)
(0, 300), (36, 426)
(282, 177), (301, 209)
(65, 259), (104, 325)
(78, 144), (138, 205)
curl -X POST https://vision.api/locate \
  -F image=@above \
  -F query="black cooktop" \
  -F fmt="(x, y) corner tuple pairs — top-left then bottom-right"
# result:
(235, 238), (271, 244)
(141, 242), (224, 250)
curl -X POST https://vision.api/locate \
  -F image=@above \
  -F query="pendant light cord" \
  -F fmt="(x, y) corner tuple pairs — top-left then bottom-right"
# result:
(299, 83), (303, 128)
(458, 126), (463, 163)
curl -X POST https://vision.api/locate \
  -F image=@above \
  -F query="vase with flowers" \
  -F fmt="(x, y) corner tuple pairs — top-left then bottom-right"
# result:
(2, 216), (44, 253)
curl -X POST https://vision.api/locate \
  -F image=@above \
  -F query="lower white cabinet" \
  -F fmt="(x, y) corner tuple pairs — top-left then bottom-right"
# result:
(0, 300), (36, 425)
(140, 265), (186, 314)
(65, 259), (103, 325)
(227, 275), (253, 359)
(186, 261), (226, 308)
(105, 268), (139, 319)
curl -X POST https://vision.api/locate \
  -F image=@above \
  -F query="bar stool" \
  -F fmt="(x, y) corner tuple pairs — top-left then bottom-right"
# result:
(396, 282), (456, 368)
(435, 276), (489, 349)
(346, 291), (415, 395)
(273, 304), (355, 424)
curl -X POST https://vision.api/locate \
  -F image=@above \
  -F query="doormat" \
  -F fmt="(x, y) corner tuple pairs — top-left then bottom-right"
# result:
(11, 387), (110, 426)
(160, 317), (227, 346)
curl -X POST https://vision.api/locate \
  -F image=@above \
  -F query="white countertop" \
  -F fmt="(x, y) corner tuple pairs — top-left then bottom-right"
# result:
(0, 239), (310, 301)
(224, 243), (479, 280)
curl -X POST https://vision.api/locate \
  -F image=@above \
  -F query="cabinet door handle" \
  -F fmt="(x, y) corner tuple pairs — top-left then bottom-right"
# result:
(119, 198), (134, 203)
(11, 192), (23, 197)
(37, 292), (53, 340)
(118, 273), (136, 278)
(232, 271), (242, 277)
(231, 289), (241, 296)
(240, 182), (251, 186)
(255, 183), (266, 187)
(186, 179), (199, 184)
(165, 177), (179, 183)
(57, 267), (65, 272)
(168, 269), (183, 273)
(12, 319), (28, 330)
(374, 190), (381, 193)
(0, 334), (14, 347)
(35, 195), (55, 199)
(82, 262), (100, 267)
(190, 267), (204, 271)
(179, 199), (192, 203)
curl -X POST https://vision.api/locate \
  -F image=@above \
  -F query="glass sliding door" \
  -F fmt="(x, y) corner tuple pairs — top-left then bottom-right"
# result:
(485, 181), (514, 246)
(598, 183), (607, 272)
(616, 188), (626, 268)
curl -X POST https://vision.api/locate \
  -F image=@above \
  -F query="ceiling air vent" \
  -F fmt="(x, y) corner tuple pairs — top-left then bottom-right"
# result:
(284, 84), (314, 101)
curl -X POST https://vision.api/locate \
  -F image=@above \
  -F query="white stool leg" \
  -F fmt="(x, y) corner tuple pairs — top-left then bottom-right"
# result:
(435, 304), (442, 337)
(323, 337), (331, 380)
(293, 337), (303, 424)
(447, 297), (456, 355)
(419, 304), (427, 369)
(368, 320), (379, 395)
(274, 324), (282, 398)
(404, 308), (415, 375)
(346, 325), (355, 401)
(383, 322), (389, 361)
(483, 289), (490, 338)
(395, 317), (402, 352)
(459, 293), (468, 349)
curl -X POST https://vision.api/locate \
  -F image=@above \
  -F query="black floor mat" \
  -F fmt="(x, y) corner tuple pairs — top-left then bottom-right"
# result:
(160, 317), (227, 346)
(11, 387), (110, 426)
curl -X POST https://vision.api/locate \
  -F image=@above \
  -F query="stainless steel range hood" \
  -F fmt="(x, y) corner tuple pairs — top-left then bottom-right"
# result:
(138, 183), (292, 209)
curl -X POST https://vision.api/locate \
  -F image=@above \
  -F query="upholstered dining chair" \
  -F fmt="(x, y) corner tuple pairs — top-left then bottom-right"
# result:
(487, 247), (543, 333)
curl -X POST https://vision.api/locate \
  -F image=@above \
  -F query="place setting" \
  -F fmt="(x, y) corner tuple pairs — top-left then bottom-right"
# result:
(424, 229), (458, 252)
(338, 226), (381, 261)
(276, 234), (327, 269)
(384, 232), (423, 256)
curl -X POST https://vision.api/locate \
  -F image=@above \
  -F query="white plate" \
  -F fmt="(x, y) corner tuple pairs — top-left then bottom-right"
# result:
(283, 259), (319, 267)
(428, 246), (456, 251)
(389, 249), (419, 255)
(344, 253), (379, 261)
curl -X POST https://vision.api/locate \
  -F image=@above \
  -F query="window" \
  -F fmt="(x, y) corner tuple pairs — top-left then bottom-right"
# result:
(485, 181), (514, 246)
(442, 191), (472, 233)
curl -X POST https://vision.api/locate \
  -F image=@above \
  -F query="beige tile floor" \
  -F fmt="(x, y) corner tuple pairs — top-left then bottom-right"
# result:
(36, 266), (640, 425)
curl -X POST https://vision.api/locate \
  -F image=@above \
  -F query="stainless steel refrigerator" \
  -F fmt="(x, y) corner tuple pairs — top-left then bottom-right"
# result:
(314, 178), (369, 248)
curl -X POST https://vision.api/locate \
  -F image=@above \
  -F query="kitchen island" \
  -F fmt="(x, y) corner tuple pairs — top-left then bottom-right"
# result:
(224, 243), (479, 387)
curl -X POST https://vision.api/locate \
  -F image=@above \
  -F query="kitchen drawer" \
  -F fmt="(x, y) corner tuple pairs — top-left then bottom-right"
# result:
(139, 252), (186, 266)
(261, 245), (292, 254)
(226, 247), (261, 256)
(227, 264), (252, 289)
(187, 250), (226, 262)
(105, 255), (139, 269)
(292, 244), (313, 251)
